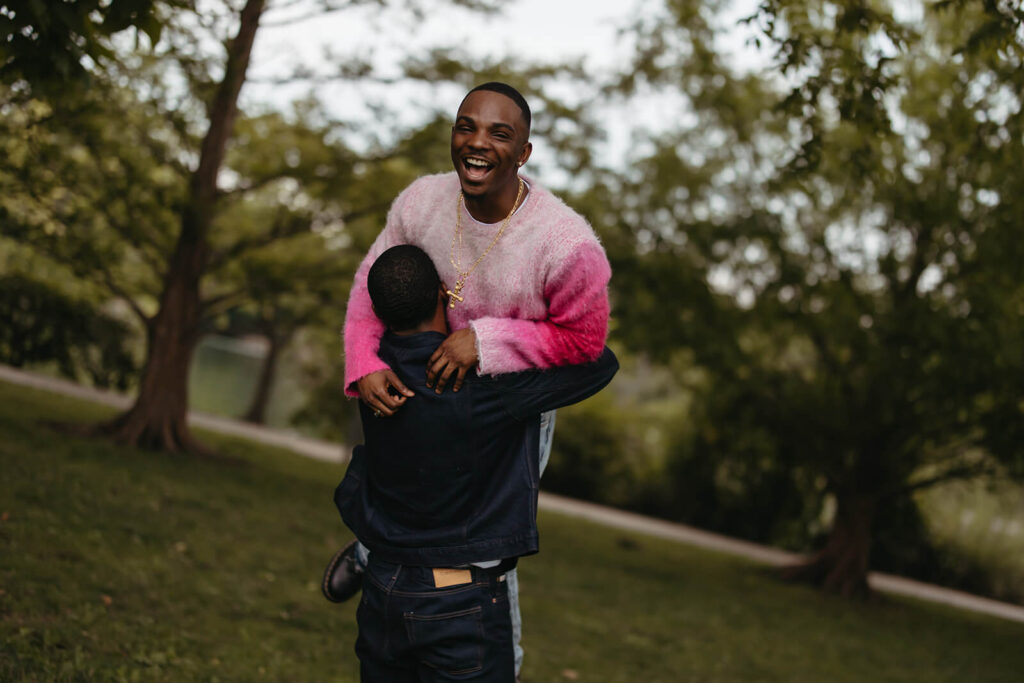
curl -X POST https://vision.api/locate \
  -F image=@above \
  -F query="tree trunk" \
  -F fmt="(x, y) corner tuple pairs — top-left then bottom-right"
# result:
(243, 332), (284, 424)
(782, 492), (876, 599)
(98, 0), (266, 453)
(100, 247), (204, 452)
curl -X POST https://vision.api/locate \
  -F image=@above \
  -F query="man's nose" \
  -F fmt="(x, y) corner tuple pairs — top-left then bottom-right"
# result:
(467, 128), (489, 149)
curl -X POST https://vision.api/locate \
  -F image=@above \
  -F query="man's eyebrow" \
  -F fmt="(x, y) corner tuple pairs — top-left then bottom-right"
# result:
(455, 114), (517, 131)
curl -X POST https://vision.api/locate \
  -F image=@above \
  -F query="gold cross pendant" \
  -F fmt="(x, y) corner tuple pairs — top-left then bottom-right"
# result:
(446, 281), (464, 309)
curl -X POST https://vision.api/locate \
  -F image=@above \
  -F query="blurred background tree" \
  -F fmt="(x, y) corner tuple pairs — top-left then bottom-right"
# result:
(580, 0), (1024, 597)
(2, 0), (500, 450)
(0, 0), (184, 85)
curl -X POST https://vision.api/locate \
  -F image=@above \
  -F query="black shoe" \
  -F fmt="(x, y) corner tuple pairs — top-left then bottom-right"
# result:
(322, 539), (363, 603)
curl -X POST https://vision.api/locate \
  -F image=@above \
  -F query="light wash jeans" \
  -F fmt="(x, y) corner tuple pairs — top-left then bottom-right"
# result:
(508, 408), (556, 675)
(352, 410), (556, 678)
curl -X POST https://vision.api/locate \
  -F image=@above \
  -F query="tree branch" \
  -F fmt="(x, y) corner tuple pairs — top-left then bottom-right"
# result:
(200, 289), (249, 318)
(74, 131), (176, 263)
(207, 210), (311, 271)
(206, 197), (391, 272)
(101, 214), (171, 280)
(896, 219), (936, 305)
(339, 199), (393, 223)
(191, 0), (267, 216)
(2, 199), (155, 326)
(95, 268), (153, 325)
(245, 66), (388, 86)
(217, 172), (292, 199)
(260, 4), (354, 28)
(895, 461), (997, 497)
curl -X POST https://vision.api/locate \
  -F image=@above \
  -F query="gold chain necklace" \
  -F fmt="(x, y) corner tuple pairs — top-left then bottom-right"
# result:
(446, 178), (524, 309)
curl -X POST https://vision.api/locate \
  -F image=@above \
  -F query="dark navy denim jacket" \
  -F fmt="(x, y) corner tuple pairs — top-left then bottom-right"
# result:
(335, 331), (618, 566)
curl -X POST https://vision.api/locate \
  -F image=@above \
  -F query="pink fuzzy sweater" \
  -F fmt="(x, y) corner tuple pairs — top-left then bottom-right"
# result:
(343, 172), (611, 395)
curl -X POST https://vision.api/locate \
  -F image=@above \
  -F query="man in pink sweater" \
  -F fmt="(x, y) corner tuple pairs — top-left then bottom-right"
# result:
(344, 82), (610, 407)
(337, 82), (611, 675)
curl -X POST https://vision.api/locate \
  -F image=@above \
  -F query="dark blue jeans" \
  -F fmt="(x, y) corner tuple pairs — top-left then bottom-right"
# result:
(356, 557), (515, 682)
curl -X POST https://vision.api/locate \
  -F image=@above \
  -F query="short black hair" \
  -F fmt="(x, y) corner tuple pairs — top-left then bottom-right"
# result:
(367, 245), (441, 331)
(464, 81), (531, 132)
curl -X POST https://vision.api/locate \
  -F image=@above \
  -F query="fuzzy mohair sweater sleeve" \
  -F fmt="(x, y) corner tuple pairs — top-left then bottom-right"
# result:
(343, 172), (611, 395)
(469, 238), (610, 375)
(341, 182), (414, 396)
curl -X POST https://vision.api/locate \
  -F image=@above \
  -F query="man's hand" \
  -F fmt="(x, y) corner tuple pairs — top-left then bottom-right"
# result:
(356, 370), (414, 417)
(426, 328), (479, 394)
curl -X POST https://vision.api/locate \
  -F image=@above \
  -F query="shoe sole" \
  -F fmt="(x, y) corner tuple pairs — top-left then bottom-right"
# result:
(321, 539), (359, 603)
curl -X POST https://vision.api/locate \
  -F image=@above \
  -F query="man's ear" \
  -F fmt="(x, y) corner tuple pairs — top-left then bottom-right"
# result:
(517, 140), (533, 168)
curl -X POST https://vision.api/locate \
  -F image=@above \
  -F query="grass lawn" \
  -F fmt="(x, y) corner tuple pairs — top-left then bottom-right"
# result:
(2, 380), (1023, 682)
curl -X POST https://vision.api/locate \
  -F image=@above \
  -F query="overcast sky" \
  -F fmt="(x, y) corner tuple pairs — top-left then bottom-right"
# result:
(243, 0), (760, 179)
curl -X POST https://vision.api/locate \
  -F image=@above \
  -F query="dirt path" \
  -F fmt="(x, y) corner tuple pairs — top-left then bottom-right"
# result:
(3, 363), (1022, 625)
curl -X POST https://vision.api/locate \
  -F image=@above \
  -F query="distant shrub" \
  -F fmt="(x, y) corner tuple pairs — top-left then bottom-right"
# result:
(0, 275), (138, 389)
(659, 424), (821, 549)
(543, 393), (652, 510)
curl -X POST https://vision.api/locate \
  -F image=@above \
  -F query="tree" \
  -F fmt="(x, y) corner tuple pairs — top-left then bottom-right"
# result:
(0, 0), (181, 86)
(79, 0), (264, 451)
(594, 0), (1024, 596)
(3, 0), (505, 452)
(4, 0), (276, 451)
(750, 0), (1024, 596)
(0, 271), (137, 389)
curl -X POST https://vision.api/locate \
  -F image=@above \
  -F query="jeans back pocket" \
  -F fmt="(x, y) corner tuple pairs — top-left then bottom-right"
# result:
(404, 605), (484, 675)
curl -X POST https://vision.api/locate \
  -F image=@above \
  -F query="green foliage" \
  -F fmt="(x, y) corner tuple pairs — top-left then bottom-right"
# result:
(0, 274), (137, 388)
(290, 348), (362, 442)
(3, 0), (613, 441)
(283, 115), (462, 435)
(590, 0), (1024, 591)
(0, 0), (189, 86)
(660, 417), (821, 549)
(916, 478), (1024, 604)
(544, 393), (643, 509)
(0, 83), (185, 322)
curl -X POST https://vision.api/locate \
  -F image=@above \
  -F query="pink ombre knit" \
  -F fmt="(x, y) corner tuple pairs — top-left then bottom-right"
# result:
(343, 172), (611, 395)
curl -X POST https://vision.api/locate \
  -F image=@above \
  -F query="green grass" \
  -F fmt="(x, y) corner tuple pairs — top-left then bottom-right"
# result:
(2, 380), (1024, 682)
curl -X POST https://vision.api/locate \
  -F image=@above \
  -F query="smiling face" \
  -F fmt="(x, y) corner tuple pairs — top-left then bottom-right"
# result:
(450, 90), (532, 217)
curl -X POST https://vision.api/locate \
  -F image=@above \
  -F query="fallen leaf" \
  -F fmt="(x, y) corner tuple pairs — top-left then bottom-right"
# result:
(562, 669), (579, 680)
(174, 541), (187, 553)
(1, 511), (9, 522)
(100, 594), (113, 606)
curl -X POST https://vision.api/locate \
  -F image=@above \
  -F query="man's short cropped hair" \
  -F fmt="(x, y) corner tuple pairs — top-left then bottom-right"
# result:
(367, 245), (441, 331)
(465, 81), (531, 132)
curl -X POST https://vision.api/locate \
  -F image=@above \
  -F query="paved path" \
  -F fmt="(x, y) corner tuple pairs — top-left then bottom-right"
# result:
(0, 364), (345, 462)
(3, 363), (1023, 626)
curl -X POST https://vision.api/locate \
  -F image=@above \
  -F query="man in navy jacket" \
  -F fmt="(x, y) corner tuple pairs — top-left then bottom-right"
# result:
(332, 245), (617, 682)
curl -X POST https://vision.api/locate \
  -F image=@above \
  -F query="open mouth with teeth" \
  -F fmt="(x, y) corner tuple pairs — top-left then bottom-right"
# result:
(461, 156), (495, 182)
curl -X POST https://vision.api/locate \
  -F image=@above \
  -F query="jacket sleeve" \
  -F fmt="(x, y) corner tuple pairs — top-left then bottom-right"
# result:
(495, 347), (619, 420)
(342, 196), (410, 397)
(469, 240), (611, 375)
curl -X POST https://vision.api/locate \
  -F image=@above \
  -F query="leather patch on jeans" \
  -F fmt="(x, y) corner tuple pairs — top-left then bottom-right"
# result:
(432, 568), (473, 588)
